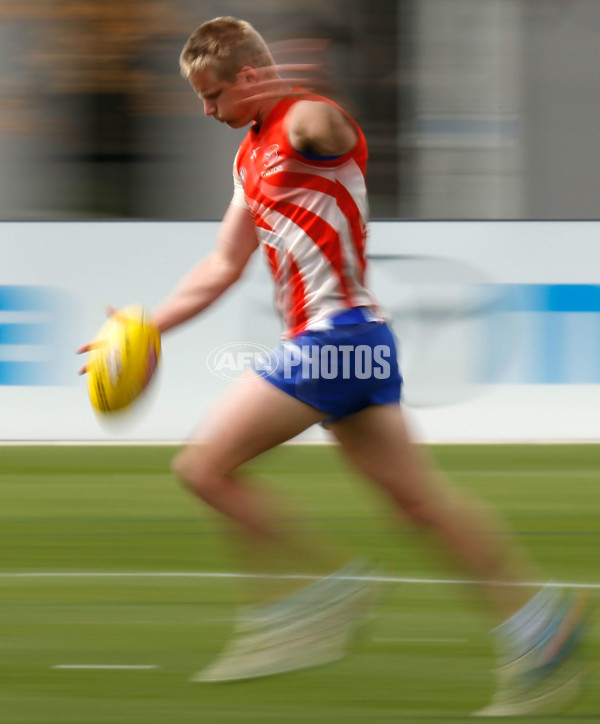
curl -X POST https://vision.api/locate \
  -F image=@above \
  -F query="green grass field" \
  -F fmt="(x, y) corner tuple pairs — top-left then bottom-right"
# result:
(1, 444), (599, 723)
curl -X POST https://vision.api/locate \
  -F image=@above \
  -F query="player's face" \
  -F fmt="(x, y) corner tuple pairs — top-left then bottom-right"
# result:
(189, 68), (256, 129)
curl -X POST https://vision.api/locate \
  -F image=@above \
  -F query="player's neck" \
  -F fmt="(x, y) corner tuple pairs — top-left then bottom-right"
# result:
(254, 83), (294, 129)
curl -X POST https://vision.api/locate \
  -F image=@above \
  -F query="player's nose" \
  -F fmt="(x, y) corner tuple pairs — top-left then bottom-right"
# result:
(203, 98), (216, 117)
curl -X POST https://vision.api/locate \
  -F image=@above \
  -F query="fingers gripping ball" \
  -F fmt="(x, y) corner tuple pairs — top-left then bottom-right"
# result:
(87, 306), (161, 413)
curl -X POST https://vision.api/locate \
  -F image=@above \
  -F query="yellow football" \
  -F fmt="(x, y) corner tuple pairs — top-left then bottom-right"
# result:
(87, 305), (161, 413)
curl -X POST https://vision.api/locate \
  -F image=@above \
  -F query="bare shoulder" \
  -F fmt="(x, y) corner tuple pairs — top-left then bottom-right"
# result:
(287, 99), (358, 157)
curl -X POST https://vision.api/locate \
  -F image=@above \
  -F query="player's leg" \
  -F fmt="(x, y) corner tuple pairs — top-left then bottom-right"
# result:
(175, 370), (370, 681)
(329, 402), (536, 617)
(172, 369), (326, 544)
(174, 367), (345, 613)
(329, 403), (591, 715)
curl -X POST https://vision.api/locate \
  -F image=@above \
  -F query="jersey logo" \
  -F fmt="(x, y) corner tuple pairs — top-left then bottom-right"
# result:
(263, 144), (280, 167)
(261, 164), (283, 178)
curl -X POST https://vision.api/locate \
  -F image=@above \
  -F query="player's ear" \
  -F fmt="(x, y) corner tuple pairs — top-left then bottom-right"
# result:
(238, 65), (258, 84)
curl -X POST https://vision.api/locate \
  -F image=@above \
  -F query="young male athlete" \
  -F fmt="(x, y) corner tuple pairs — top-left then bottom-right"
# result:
(80, 17), (589, 715)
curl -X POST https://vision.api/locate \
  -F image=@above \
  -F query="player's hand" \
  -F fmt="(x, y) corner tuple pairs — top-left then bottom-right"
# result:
(76, 305), (117, 375)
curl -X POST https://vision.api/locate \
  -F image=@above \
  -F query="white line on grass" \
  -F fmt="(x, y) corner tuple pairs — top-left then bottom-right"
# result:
(373, 637), (469, 644)
(1, 570), (599, 589)
(1, 439), (598, 445)
(53, 665), (159, 670)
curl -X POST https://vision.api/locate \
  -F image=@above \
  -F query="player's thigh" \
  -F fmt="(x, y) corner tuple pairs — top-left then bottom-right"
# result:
(176, 370), (326, 478)
(329, 403), (434, 505)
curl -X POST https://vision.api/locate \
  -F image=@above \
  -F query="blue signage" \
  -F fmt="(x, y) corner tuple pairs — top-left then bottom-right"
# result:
(484, 284), (600, 384)
(0, 286), (63, 386)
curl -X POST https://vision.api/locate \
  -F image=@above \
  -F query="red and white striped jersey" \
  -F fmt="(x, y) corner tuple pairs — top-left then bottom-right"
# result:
(232, 92), (381, 338)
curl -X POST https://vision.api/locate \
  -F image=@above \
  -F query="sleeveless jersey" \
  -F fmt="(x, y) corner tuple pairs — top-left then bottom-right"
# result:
(233, 92), (381, 338)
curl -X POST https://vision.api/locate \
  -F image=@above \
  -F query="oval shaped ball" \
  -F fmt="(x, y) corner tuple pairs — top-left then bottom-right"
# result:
(87, 305), (161, 413)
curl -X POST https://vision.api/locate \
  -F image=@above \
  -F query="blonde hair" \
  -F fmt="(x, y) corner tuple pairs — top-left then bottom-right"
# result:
(180, 17), (274, 82)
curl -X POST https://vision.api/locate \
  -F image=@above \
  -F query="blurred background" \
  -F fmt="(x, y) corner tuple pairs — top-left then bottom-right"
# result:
(1, 6), (600, 720)
(1, 0), (599, 222)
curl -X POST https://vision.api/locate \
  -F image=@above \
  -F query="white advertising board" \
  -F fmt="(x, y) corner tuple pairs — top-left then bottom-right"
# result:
(0, 221), (599, 443)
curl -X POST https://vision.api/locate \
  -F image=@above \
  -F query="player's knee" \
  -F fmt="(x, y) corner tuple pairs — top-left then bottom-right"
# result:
(171, 446), (221, 500)
(171, 449), (194, 488)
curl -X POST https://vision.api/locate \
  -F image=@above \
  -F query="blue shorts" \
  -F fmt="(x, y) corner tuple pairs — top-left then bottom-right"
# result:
(255, 309), (403, 423)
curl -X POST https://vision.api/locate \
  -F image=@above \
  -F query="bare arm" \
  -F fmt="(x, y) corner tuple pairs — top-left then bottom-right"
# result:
(151, 202), (259, 334)
(287, 100), (357, 157)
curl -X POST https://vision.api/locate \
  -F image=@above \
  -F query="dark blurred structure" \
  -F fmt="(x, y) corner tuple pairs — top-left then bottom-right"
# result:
(520, 0), (600, 218)
(1, 0), (599, 220)
(0, 0), (192, 218)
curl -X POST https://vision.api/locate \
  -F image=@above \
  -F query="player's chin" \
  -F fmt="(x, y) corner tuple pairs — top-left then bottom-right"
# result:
(222, 115), (253, 129)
